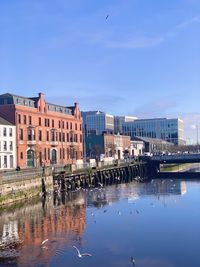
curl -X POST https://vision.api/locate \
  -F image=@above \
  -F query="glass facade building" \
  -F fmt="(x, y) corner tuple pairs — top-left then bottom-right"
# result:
(122, 118), (184, 145)
(82, 111), (114, 135)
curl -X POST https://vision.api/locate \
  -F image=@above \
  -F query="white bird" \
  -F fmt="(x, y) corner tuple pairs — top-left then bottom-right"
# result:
(98, 182), (103, 187)
(41, 239), (48, 246)
(73, 246), (92, 258)
(130, 256), (136, 265)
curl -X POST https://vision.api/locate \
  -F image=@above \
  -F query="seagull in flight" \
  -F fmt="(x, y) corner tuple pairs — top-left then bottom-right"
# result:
(73, 246), (92, 258)
(130, 256), (136, 265)
(41, 239), (48, 246)
(106, 14), (109, 20)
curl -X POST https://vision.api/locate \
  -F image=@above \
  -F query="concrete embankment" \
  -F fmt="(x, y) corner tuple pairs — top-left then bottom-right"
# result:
(0, 169), (53, 205)
(0, 162), (148, 206)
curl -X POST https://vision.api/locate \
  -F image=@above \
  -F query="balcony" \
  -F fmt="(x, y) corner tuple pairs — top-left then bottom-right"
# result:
(27, 140), (36, 145)
(51, 141), (58, 146)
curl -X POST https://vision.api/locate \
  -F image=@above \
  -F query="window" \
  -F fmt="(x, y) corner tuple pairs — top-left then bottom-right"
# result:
(29, 116), (32, 125)
(39, 130), (42, 141)
(62, 121), (64, 129)
(46, 131), (49, 141)
(20, 152), (23, 159)
(52, 120), (54, 128)
(75, 123), (77, 131)
(24, 115), (27, 125)
(48, 148), (50, 160)
(39, 117), (42, 126)
(62, 133), (65, 142)
(66, 122), (69, 129)
(3, 141), (7, 151)
(28, 129), (32, 141)
(3, 127), (6, 137)
(18, 114), (21, 124)
(67, 133), (69, 142)
(10, 155), (13, 168)
(58, 121), (61, 128)
(44, 148), (47, 160)
(80, 134), (82, 143)
(10, 141), (13, 151)
(80, 124), (82, 131)
(4, 156), (7, 168)
(70, 122), (72, 130)
(20, 129), (23, 140)
(9, 128), (12, 137)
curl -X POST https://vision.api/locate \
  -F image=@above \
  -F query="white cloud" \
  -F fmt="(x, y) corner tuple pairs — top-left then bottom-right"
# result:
(106, 36), (164, 49)
(176, 16), (200, 29)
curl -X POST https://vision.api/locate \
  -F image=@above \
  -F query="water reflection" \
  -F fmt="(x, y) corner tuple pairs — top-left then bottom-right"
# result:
(1, 178), (200, 267)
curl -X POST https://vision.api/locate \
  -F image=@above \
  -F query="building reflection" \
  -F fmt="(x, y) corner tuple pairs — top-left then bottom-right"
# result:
(86, 180), (187, 207)
(0, 191), (86, 266)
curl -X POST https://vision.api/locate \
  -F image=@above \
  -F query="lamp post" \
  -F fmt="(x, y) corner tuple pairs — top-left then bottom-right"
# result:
(197, 125), (199, 153)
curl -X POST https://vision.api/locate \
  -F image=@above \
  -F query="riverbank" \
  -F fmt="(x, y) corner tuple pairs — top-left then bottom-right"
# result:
(160, 163), (197, 172)
(0, 160), (146, 206)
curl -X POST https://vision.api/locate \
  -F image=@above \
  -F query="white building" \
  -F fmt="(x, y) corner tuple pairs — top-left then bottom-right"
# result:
(0, 117), (16, 169)
(130, 140), (144, 157)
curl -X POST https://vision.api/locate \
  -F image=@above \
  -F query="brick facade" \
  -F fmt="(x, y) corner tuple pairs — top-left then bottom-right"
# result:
(0, 93), (83, 168)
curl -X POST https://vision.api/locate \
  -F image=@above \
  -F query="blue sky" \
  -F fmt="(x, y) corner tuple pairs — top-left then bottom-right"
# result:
(0, 0), (200, 143)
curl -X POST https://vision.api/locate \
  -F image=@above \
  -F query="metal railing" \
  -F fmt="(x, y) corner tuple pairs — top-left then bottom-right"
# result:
(0, 158), (135, 183)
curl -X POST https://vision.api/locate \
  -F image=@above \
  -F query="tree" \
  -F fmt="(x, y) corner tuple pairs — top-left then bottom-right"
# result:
(106, 143), (117, 157)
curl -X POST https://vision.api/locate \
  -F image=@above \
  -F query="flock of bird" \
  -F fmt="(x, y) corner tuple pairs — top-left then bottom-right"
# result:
(38, 178), (179, 266)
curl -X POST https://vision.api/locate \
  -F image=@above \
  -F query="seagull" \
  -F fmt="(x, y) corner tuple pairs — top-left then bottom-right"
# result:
(98, 182), (103, 188)
(73, 246), (92, 258)
(41, 239), (48, 246)
(130, 257), (136, 265)
(106, 14), (109, 20)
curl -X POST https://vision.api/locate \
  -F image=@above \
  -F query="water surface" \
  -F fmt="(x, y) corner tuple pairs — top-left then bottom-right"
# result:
(1, 178), (200, 267)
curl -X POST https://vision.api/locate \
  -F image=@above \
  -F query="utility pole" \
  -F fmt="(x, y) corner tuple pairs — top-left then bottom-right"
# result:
(197, 125), (199, 153)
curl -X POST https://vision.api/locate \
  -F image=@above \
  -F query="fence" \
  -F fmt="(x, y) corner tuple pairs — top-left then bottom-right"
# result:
(0, 158), (135, 183)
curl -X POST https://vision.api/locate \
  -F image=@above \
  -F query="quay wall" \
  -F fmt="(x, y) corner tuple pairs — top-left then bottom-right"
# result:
(0, 171), (53, 205)
(0, 162), (148, 205)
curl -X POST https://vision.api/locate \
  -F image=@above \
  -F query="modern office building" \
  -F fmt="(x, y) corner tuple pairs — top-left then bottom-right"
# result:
(82, 111), (114, 135)
(0, 93), (83, 168)
(122, 118), (184, 145)
(0, 117), (16, 169)
(114, 116), (137, 134)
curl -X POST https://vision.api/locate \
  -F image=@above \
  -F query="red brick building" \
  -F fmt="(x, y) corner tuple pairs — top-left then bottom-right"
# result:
(0, 93), (83, 168)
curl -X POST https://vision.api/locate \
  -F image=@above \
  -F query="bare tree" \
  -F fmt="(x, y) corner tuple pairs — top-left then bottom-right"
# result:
(106, 143), (117, 157)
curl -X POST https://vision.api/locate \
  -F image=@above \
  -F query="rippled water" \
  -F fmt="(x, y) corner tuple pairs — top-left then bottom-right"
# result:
(1, 178), (200, 267)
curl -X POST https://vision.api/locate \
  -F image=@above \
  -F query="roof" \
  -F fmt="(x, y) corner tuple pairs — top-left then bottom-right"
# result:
(0, 116), (14, 126)
(134, 136), (173, 145)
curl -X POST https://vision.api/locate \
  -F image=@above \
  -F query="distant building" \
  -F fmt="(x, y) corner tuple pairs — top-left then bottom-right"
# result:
(86, 133), (135, 160)
(82, 111), (114, 135)
(134, 136), (174, 154)
(114, 116), (137, 134)
(122, 118), (184, 145)
(0, 93), (83, 168)
(130, 140), (144, 157)
(0, 116), (16, 169)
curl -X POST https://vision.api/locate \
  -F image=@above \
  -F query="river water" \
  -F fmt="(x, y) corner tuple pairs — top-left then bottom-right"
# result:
(0, 178), (200, 267)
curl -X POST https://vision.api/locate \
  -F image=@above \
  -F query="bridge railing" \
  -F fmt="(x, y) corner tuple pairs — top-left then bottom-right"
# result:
(151, 153), (200, 162)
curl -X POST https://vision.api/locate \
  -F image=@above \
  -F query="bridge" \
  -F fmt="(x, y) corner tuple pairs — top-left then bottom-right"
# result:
(150, 153), (200, 164)
(139, 153), (200, 179)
